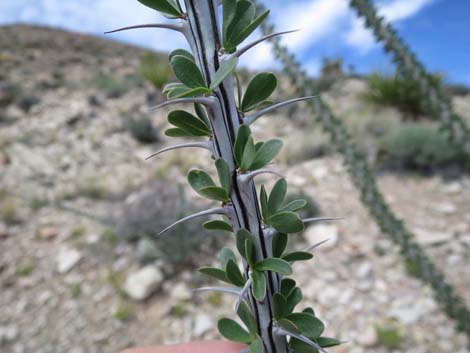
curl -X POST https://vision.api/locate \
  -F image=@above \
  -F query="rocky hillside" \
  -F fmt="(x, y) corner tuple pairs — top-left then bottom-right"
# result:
(0, 25), (469, 353)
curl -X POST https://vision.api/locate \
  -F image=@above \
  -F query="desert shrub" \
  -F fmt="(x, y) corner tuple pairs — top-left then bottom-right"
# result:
(379, 123), (465, 171)
(127, 116), (159, 144)
(93, 72), (129, 98)
(363, 73), (441, 120)
(116, 183), (225, 271)
(0, 82), (21, 108)
(139, 52), (170, 90)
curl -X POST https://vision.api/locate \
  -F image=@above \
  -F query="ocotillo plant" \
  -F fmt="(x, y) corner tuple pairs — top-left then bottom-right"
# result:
(108, 1), (341, 352)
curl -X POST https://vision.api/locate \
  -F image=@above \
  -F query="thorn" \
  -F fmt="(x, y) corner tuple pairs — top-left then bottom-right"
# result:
(244, 96), (318, 125)
(145, 142), (212, 160)
(303, 217), (343, 225)
(148, 97), (216, 111)
(158, 207), (228, 235)
(234, 277), (252, 313)
(238, 169), (284, 184)
(104, 23), (183, 34)
(273, 326), (328, 353)
(193, 287), (241, 296)
(304, 239), (330, 252)
(232, 30), (299, 59)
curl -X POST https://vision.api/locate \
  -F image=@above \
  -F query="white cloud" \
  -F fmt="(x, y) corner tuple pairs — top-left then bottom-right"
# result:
(0, 0), (186, 53)
(345, 0), (434, 54)
(276, 0), (349, 51)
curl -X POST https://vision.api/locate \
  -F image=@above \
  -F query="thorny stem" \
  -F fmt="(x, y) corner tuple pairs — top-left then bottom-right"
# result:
(183, 1), (288, 352)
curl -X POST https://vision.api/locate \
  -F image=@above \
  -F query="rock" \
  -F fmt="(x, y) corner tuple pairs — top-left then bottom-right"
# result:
(388, 298), (437, 324)
(357, 325), (377, 347)
(193, 313), (213, 337)
(413, 228), (454, 245)
(35, 226), (58, 241)
(0, 325), (19, 344)
(432, 203), (457, 215)
(124, 265), (163, 301)
(311, 165), (328, 180)
(170, 282), (191, 301)
(304, 224), (339, 250)
(137, 237), (159, 263)
(56, 247), (82, 273)
(0, 223), (8, 238)
(444, 182), (462, 194)
(356, 262), (373, 279)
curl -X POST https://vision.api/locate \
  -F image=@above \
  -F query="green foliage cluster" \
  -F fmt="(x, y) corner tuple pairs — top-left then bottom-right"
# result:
(127, 116), (160, 144)
(380, 123), (465, 171)
(363, 73), (440, 119)
(126, 1), (341, 352)
(139, 52), (170, 89)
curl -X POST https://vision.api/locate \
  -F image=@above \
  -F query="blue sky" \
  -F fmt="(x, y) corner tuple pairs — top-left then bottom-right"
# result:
(1, 0), (469, 84)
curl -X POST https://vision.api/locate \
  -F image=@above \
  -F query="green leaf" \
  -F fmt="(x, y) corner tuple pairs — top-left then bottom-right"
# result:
(199, 186), (230, 202)
(255, 258), (292, 275)
(237, 301), (257, 334)
(222, 0), (238, 40)
(168, 110), (211, 137)
(215, 158), (232, 194)
(188, 169), (215, 194)
(172, 86), (211, 98)
(169, 48), (194, 62)
(272, 232), (288, 258)
(198, 267), (229, 283)
(280, 278), (297, 298)
(260, 185), (269, 220)
(230, 10), (270, 49)
(203, 220), (233, 232)
(137, 0), (182, 17)
(286, 313), (325, 339)
(277, 318), (300, 334)
(249, 335), (264, 353)
(249, 139), (283, 170)
(245, 238), (257, 267)
(234, 125), (252, 166)
(218, 318), (251, 344)
(236, 229), (251, 261)
(165, 128), (192, 137)
(210, 57), (238, 91)
(279, 199), (307, 213)
(266, 211), (305, 234)
(166, 84), (191, 99)
(224, 0), (256, 52)
(171, 55), (206, 89)
(194, 103), (211, 128)
(268, 179), (287, 215)
(240, 136), (256, 171)
(251, 270), (266, 301)
(163, 82), (184, 94)
(289, 338), (318, 353)
(286, 287), (303, 314)
(272, 293), (288, 319)
(282, 251), (313, 262)
(317, 337), (342, 348)
(241, 72), (277, 112)
(254, 141), (264, 151)
(225, 259), (245, 287)
(220, 247), (237, 270)
(303, 307), (315, 316)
